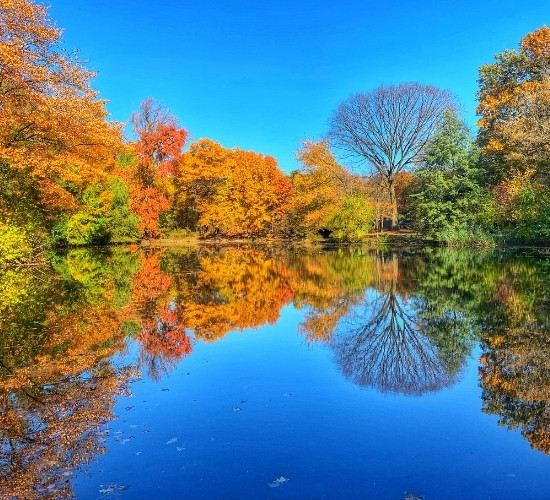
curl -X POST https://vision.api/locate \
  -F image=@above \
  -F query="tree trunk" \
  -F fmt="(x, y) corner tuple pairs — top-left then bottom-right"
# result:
(388, 178), (398, 229)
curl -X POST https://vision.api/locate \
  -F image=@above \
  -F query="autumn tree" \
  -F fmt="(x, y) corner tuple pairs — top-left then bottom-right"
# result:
(130, 98), (188, 237)
(329, 83), (454, 228)
(477, 26), (550, 241)
(176, 139), (293, 237)
(292, 140), (375, 239)
(477, 26), (550, 183)
(0, 0), (122, 227)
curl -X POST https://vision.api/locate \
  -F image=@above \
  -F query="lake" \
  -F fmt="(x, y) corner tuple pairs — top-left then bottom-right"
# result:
(2, 245), (550, 499)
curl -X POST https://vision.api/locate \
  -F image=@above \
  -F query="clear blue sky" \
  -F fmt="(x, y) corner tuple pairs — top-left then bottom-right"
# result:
(47, 0), (548, 172)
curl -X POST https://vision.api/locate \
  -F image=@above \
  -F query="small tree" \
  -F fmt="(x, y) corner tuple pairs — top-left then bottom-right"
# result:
(130, 99), (188, 238)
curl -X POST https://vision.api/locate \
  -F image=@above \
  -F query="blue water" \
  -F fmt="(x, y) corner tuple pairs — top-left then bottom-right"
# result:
(4, 246), (550, 499)
(72, 307), (550, 500)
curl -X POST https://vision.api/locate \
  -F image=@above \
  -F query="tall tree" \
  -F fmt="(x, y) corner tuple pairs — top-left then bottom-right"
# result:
(329, 82), (454, 228)
(477, 26), (550, 183)
(412, 109), (492, 241)
(0, 0), (122, 213)
(130, 98), (188, 237)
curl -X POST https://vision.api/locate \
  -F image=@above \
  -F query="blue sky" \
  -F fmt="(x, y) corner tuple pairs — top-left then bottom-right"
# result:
(48, 0), (548, 172)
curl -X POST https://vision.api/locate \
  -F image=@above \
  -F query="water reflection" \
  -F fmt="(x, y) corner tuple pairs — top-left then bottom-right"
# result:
(170, 247), (294, 341)
(0, 252), (138, 499)
(2, 246), (550, 497)
(334, 289), (456, 395)
(478, 256), (550, 453)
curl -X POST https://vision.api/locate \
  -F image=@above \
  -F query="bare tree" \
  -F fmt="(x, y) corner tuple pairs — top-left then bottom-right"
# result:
(329, 83), (454, 228)
(332, 289), (455, 395)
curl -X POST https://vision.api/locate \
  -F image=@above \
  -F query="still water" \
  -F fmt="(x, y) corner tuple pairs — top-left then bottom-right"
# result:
(2, 245), (550, 499)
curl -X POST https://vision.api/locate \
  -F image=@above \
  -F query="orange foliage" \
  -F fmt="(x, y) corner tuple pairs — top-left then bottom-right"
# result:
(521, 25), (550, 66)
(394, 171), (418, 212)
(0, 0), (122, 214)
(178, 248), (294, 341)
(177, 139), (293, 237)
(129, 99), (188, 237)
(127, 251), (193, 378)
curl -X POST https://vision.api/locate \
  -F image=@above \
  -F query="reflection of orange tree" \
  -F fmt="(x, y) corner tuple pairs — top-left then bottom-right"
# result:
(171, 248), (294, 342)
(0, 299), (136, 500)
(291, 252), (367, 343)
(0, 246), (198, 498)
(127, 250), (193, 380)
(479, 259), (550, 453)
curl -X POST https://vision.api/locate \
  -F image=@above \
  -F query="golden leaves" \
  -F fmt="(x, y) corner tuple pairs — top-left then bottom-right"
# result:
(176, 139), (292, 237)
(0, 0), (122, 213)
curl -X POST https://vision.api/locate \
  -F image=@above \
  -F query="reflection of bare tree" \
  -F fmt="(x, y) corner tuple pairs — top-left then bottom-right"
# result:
(333, 290), (454, 395)
(326, 253), (459, 396)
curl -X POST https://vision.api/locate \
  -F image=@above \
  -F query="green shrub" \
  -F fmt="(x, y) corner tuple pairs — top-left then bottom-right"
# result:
(66, 212), (109, 246)
(0, 222), (33, 264)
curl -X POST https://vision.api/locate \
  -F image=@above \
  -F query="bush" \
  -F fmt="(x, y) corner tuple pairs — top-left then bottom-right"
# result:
(328, 196), (375, 241)
(66, 212), (109, 246)
(0, 222), (33, 264)
(436, 228), (496, 248)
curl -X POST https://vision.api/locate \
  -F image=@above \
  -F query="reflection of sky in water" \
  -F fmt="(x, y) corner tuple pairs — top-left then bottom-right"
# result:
(74, 308), (550, 499)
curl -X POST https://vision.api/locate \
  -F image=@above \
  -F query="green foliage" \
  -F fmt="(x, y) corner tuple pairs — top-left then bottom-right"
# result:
(0, 222), (33, 264)
(412, 248), (497, 375)
(107, 177), (140, 242)
(52, 178), (139, 247)
(328, 196), (375, 241)
(510, 188), (550, 242)
(411, 110), (494, 244)
(50, 217), (69, 247)
(66, 212), (109, 246)
(50, 247), (140, 307)
(0, 161), (51, 259)
(116, 152), (138, 168)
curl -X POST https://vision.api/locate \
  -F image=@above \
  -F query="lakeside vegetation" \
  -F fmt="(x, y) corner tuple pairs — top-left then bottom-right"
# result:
(2, 0), (550, 265)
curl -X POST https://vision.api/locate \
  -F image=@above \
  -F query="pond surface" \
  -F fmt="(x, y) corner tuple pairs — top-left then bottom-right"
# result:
(2, 245), (550, 499)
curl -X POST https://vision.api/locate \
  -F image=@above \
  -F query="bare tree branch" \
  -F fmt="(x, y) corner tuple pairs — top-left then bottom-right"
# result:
(329, 83), (454, 227)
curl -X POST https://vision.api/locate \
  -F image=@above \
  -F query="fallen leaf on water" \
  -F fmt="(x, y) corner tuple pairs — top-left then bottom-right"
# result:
(403, 493), (424, 500)
(268, 476), (290, 488)
(166, 437), (178, 444)
(99, 484), (129, 495)
(233, 407), (242, 412)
